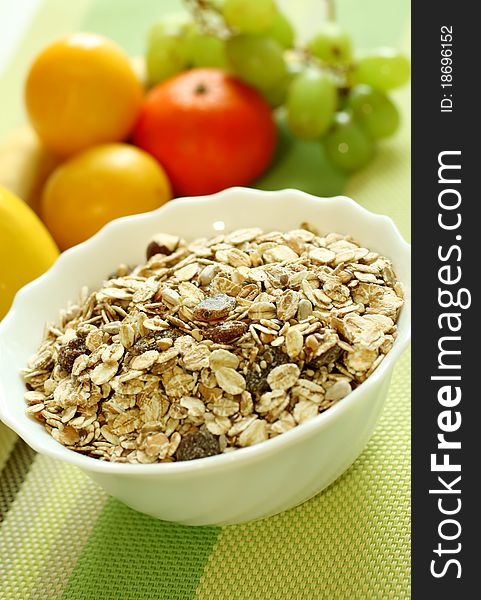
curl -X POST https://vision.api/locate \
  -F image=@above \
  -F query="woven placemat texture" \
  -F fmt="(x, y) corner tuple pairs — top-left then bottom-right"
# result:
(0, 452), (107, 599)
(195, 351), (410, 600)
(1, 1), (411, 599)
(62, 502), (219, 600)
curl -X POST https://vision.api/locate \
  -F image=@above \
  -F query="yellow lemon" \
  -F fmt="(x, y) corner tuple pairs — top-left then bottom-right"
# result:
(0, 185), (59, 319)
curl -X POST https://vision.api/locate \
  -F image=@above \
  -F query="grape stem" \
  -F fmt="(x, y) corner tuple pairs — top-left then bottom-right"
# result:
(290, 47), (353, 85)
(184, 0), (231, 37)
(185, 0), (352, 83)
(325, 0), (336, 22)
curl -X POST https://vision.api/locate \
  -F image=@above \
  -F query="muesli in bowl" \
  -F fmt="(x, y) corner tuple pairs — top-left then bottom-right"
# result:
(0, 189), (410, 524)
(22, 223), (404, 464)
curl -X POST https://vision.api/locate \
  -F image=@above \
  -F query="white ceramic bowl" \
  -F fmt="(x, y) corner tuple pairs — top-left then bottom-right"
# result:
(0, 188), (410, 525)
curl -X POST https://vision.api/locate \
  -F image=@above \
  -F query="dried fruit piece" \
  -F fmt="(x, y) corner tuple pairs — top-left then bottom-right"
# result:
(310, 344), (343, 367)
(131, 330), (181, 355)
(193, 293), (236, 321)
(146, 233), (182, 259)
(175, 430), (220, 461)
(263, 346), (290, 367)
(245, 369), (270, 396)
(57, 335), (89, 373)
(203, 320), (247, 343)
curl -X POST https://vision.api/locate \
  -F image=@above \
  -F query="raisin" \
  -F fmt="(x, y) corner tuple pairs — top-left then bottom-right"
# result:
(131, 337), (159, 355)
(245, 369), (269, 396)
(175, 431), (220, 461)
(131, 329), (182, 355)
(309, 345), (343, 368)
(262, 347), (290, 368)
(57, 335), (89, 373)
(203, 320), (247, 343)
(244, 353), (288, 397)
(160, 329), (183, 341)
(146, 234), (181, 260)
(193, 294), (236, 322)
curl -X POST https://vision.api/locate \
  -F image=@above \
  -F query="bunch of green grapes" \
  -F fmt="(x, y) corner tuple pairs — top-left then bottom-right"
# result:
(145, 0), (410, 173)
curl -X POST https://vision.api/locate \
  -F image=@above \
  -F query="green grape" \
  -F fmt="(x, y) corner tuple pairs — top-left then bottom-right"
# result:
(266, 12), (295, 49)
(286, 68), (337, 139)
(263, 75), (289, 108)
(223, 0), (277, 34)
(146, 17), (193, 86)
(263, 61), (303, 108)
(352, 48), (410, 90)
(347, 85), (400, 139)
(190, 33), (229, 69)
(226, 35), (287, 91)
(324, 112), (375, 172)
(307, 23), (352, 64)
